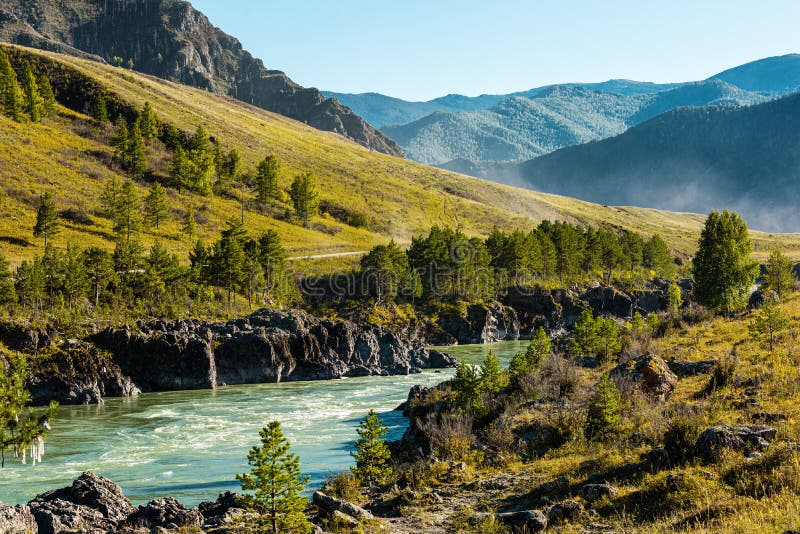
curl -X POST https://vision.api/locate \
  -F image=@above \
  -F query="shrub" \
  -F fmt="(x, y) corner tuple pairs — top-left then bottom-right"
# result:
(663, 416), (704, 465)
(700, 353), (737, 397)
(323, 471), (365, 504)
(538, 354), (580, 400)
(420, 410), (481, 465)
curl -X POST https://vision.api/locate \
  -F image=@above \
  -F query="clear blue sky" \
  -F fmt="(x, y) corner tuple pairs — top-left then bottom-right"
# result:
(190, 0), (800, 101)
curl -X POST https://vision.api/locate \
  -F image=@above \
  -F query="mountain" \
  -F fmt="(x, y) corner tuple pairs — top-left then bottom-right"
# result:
(490, 92), (800, 232)
(325, 80), (681, 129)
(0, 0), (402, 156)
(382, 81), (761, 165)
(711, 54), (800, 94)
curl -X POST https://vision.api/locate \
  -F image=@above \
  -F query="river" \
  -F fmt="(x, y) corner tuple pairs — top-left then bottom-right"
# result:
(1, 341), (526, 506)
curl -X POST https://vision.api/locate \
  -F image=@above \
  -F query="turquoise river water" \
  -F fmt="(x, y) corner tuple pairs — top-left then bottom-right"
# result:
(1, 341), (526, 506)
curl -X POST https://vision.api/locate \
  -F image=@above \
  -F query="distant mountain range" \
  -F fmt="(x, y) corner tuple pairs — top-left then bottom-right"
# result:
(0, 0), (403, 156)
(325, 55), (800, 165)
(477, 91), (800, 232)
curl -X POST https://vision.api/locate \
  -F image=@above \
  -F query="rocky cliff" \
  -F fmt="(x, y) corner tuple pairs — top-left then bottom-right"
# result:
(0, 0), (403, 156)
(91, 309), (455, 393)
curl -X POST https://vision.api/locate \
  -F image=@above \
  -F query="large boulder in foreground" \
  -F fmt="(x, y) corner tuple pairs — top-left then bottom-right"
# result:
(28, 472), (134, 534)
(121, 497), (203, 531)
(92, 309), (456, 392)
(611, 354), (678, 401)
(0, 504), (38, 533)
(695, 425), (777, 460)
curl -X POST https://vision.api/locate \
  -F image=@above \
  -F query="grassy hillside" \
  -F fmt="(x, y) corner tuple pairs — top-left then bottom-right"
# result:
(1, 45), (799, 269)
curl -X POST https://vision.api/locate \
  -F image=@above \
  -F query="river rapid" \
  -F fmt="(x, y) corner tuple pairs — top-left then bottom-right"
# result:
(2, 341), (526, 506)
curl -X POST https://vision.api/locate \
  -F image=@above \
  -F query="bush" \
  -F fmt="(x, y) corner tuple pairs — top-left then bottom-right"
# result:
(663, 416), (704, 465)
(538, 354), (580, 400)
(700, 353), (737, 397)
(323, 471), (365, 504)
(420, 410), (482, 465)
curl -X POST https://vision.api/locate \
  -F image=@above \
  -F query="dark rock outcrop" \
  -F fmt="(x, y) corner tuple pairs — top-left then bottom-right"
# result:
(666, 359), (717, 377)
(121, 497), (204, 531)
(28, 472), (135, 534)
(695, 425), (777, 460)
(545, 500), (583, 524)
(92, 309), (455, 392)
(0, 0), (402, 156)
(435, 302), (520, 344)
(0, 504), (38, 533)
(611, 354), (678, 401)
(583, 286), (633, 318)
(26, 344), (140, 406)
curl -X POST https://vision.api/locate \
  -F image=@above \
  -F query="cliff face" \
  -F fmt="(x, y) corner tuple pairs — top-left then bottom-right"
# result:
(90, 309), (455, 393)
(0, 0), (403, 156)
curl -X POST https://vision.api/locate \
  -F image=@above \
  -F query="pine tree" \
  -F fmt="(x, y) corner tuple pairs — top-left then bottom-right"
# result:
(586, 374), (622, 439)
(643, 234), (674, 277)
(125, 120), (147, 175)
(351, 409), (392, 486)
(20, 61), (44, 122)
(83, 246), (115, 308)
(479, 350), (506, 395)
(595, 317), (621, 363)
(236, 421), (311, 534)
(37, 73), (56, 117)
(182, 206), (197, 239)
(749, 294), (788, 352)
(256, 155), (282, 204)
(288, 172), (319, 228)
(0, 352), (58, 467)
(144, 182), (168, 229)
(187, 125), (214, 196)
(693, 210), (759, 314)
(169, 145), (190, 190)
(0, 253), (16, 305)
(114, 181), (142, 244)
(138, 101), (159, 142)
(14, 259), (46, 311)
(764, 249), (795, 297)
(110, 117), (129, 163)
(61, 243), (89, 307)
(90, 93), (109, 123)
(220, 232), (245, 308)
(0, 49), (23, 122)
(33, 192), (60, 247)
(571, 309), (599, 357)
(525, 327), (551, 368)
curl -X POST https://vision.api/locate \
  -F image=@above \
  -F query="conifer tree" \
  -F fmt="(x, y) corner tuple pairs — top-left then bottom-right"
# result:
(144, 182), (168, 229)
(33, 192), (60, 247)
(236, 421), (311, 534)
(525, 326), (551, 368)
(125, 120), (147, 175)
(479, 350), (506, 395)
(169, 145), (190, 191)
(668, 283), (683, 313)
(20, 61), (44, 122)
(256, 155), (282, 204)
(83, 246), (116, 308)
(643, 234), (674, 277)
(114, 181), (142, 244)
(0, 253), (16, 305)
(749, 294), (788, 352)
(186, 125), (214, 196)
(37, 73), (55, 117)
(182, 206), (197, 239)
(0, 49), (23, 122)
(288, 172), (319, 228)
(61, 243), (89, 306)
(351, 409), (392, 486)
(586, 374), (622, 439)
(111, 117), (129, 163)
(220, 231), (245, 308)
(14, 259), (46, 312)
(138, 101), (159, 142)
(0, 353), (58, 467)
(764, 249), (795, 297)
(90, 93), (109, 123)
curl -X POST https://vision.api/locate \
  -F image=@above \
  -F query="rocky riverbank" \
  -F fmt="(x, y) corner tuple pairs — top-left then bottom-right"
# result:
(6, 308), (455, 406)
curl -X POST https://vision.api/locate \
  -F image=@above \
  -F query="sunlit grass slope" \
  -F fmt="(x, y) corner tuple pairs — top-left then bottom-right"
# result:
(1, 44), (798, 268)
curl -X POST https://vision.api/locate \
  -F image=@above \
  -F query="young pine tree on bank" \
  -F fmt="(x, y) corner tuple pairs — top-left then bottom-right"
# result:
(351, 409), (392, 486)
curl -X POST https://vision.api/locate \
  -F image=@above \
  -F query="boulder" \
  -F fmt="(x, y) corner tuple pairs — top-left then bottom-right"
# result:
(545, 500), (583, 524)
(611, 354), (678, 401)
(0, 504), (38, 534)
(695, 425), (777, 460)
(496, 509), (547, 532)
(122, 497), (203, 531)
(29, 472), (135, 533)
(312, 491), (373, 521)
(579, 484), (619, 503)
